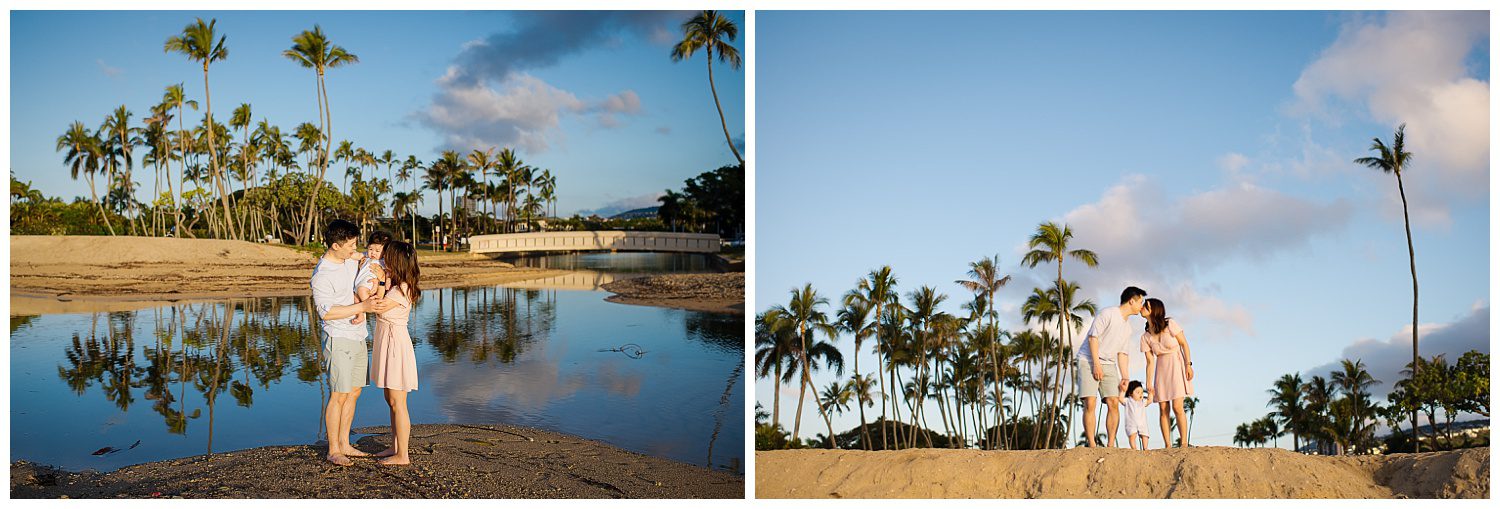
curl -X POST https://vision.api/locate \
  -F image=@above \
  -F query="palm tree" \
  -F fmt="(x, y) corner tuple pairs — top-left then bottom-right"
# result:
(1184, 396), (1199, 444)
(755, 310), (801, 431)
(398, 156), (420, 242)
(162, 84), (198, 237)
(1268, 373), (1305, 451)
(1330, 359), (1380, 451)
(859, 266), (898, 450)
(57, 121), (114, 235)
(836, 293), (876, 449)
(1021, 221), (1099, 448)
(165, 17), (237, 239)
(494, 148), (521, 232)
(467, 148), (495, 232)
(1352, 123), (1418, 451)
(670, 10), (743, 165)
(818, 380), (854, 449)
(1302, 375), (1334, 454)
(956, 255), (1011, 449)
(284, 24), (358, 245)
(847, 373), (879, 449)
(768, 284), (840, 444)
(229, 103), (253, 229)
(423, 153), (457, 251)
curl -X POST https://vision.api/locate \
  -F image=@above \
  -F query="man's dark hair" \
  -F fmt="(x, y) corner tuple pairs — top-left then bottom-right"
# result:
(323, 219), (360, 247)
(367, 230), (393, 247)
(1120, 286), (1147, 305)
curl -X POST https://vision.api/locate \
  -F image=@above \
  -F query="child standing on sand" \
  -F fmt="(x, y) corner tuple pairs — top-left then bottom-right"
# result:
(1122, 380), (1151, 450)
(368, 240), (421, 466)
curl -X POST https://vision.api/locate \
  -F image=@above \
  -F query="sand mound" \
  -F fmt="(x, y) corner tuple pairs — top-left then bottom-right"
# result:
(601, 273), (745, 314)
(755, 446), (1488, 499)
(10, 235), (314, 267)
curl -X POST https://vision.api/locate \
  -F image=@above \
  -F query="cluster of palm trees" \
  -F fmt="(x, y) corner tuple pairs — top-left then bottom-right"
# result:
(757, 221), (1125, 450)
(50, 18), (560, 249)
(1243, 360), (1382, 454)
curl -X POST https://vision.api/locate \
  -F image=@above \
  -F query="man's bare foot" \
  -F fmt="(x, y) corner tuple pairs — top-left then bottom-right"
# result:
(326, 453), (352, 466)
(378, 456), (410, 466)
(374, 447), (398, 458)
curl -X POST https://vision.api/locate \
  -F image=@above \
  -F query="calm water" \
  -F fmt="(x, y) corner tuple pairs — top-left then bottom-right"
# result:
(9, 254), (745, 473)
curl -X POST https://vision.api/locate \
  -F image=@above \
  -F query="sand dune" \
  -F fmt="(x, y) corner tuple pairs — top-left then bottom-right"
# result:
(756, 446), (1488, 499)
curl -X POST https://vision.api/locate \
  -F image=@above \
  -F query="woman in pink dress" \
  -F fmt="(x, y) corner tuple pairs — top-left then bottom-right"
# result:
(1140, 297), (1194, 448)
(368, 240), (421, 465)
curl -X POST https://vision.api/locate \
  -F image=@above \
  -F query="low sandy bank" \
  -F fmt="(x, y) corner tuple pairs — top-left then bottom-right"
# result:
(10, 236), (567, 314)
(12, 423), (742, 499)
(755, 446), (1488, 499)
(600, 273), (744, 314)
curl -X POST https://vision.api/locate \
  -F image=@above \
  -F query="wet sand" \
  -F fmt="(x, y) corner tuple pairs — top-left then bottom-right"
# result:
(600, 273), (745, 314)
(756, 446), (1488, 499)
(11, 423), (743, 499)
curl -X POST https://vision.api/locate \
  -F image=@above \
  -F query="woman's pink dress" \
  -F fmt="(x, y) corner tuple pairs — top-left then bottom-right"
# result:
(1140, 318), (1191, 403)
(370, 284), (419, 391)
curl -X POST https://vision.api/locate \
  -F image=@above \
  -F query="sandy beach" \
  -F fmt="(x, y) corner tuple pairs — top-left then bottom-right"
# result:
(600, 273), (745, 314)
(10, 236), (741, 315)
(755, 446), (1489, 499)
(11, 423), (742, 499)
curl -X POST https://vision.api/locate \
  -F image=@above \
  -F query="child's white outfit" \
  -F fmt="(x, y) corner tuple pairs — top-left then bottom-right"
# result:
(1122, 396), (1150, 441)
(355, 258), (384, 293)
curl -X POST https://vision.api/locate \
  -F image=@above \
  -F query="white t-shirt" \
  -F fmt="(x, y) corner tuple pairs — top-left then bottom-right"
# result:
(311, 256), (368, 341)
(355, 258), (384, 291)
(1122, 397), (1150, 436)
(1079, 305), (1133, 365)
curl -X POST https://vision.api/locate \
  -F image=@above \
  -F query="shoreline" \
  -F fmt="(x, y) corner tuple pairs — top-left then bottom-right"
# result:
(600, 273), (745, 315)
(10, 236), (744, 316)
(755, 446), (1489, 499)
(11, 423), (743, 499)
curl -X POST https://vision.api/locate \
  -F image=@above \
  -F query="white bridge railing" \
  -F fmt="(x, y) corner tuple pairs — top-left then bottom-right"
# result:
(468, 231), (720, 255)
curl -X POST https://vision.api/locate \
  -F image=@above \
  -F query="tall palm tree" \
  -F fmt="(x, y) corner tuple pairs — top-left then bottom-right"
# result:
(859, 266), (898, 449)
(1184, 396), (1199, 444)
(836, 293), (876, 449)
(467, 148), (495, 232)
(423, 153), (456, 251)
(1302, 375), (1335, 454)
(768, 284), (839, 444)
(101, 105), (143, 234)
(284, 24), (358, 245)
(494, 148), (521, 232)
(57, 121), (114, 235)
(1268, 374), (1305, 451)
(399, 155), (420, 242)
(956, 255), (1011, 449)
(229, 103), (253, 228)
(165, 17), (237, 239)
(847, 373), (879, 449)
(1352, 123), (1418, 451)
(904, 285), (948, 448)
(162, 84), (198, 237)
(755, 309), (801, 431)
(670, 10), (743, 165)
(1330, 359), (1380, 452)
(1021, 221), (1099, 448)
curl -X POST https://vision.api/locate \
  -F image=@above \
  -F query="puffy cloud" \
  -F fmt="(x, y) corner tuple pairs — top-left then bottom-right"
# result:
(1304, 304), (1489, 401)
(445, 11), (685, 88)
(414, 70), (643, 153)
(1291, 11), (1489, 227)
(1018, 175), (1352, 340)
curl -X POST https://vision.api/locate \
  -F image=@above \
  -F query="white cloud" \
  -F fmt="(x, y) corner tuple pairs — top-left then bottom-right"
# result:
(96, 59), (122, 78)
(414, 70), (644, 153)
(1291, 11), (1489, 227)
(1304, 305), (1489, 402)
(1017, 174), (1352, 341)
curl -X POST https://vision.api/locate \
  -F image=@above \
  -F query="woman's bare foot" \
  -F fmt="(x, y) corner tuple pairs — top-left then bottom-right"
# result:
(373, 447), (398, 458)
(343, 447), (371, 457)
(377, 456), (410, 466)
(326, 453), (352, 466)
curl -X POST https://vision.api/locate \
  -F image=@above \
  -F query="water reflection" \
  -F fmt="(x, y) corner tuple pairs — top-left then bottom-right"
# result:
(13, 278), (744, 473)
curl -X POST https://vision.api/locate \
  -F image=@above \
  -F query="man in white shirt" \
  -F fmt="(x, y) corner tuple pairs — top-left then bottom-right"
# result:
(1076, 286), (1147, 447)
(311, 219), (395, 466)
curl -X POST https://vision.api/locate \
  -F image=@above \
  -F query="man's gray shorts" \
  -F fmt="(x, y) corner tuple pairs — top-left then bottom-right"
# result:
(1076, 359), (1122, 399)
(323, 335), (368, 393)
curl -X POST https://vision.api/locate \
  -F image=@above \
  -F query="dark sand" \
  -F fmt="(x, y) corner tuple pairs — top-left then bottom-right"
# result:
(12, 424), (743, 499)
(601, 273), (745, 314)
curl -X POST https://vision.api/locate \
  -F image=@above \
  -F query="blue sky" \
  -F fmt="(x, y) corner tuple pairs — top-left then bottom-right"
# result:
(756, 11), (1489, 447)
(10, 10), (744, 217)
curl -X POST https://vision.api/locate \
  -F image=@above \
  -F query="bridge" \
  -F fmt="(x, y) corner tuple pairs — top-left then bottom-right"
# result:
(468, 231), (720, 255)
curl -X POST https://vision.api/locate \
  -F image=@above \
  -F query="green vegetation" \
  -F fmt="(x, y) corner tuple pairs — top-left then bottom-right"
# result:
(756, 221), (1099, 451)
(1240, 351), (1488, 454)
(657, 164), (744, 239)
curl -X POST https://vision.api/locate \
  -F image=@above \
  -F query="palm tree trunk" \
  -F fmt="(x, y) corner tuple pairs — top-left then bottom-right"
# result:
(772, 361), (783, 431)
(855, 352), (871, 450)
(202, 66), (237, 241)
(86, 172), (116, 235)
(1396, 171), (1419, 453)
(704, 48), (743, 165)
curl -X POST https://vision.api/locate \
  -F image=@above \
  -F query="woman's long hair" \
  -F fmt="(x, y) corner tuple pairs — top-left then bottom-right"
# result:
(382, 240), (421, 303)
(1144, 297), (1169, 335)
